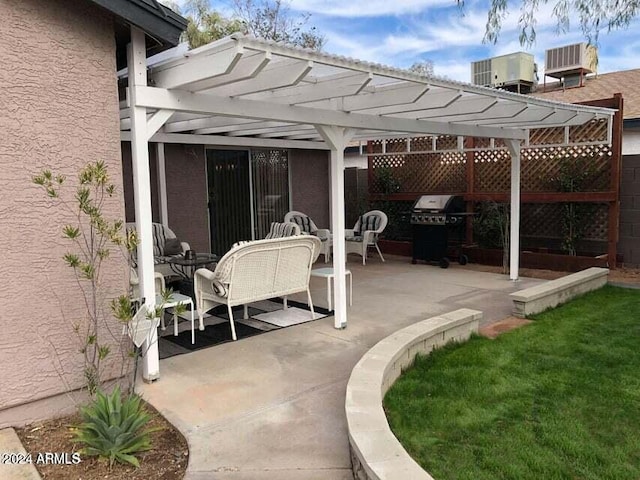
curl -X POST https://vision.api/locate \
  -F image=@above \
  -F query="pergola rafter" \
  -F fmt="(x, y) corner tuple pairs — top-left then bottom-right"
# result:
(122, 30), (616, 381)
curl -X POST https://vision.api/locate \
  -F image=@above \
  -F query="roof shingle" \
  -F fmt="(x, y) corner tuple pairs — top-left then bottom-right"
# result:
(532, 69), (640, 119)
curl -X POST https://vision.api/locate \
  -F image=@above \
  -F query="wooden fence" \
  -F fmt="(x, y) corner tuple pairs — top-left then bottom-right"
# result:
(368, 95), (623, 265)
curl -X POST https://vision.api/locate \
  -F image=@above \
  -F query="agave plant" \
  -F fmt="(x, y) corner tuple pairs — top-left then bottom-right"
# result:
(74, 386), (157, 467)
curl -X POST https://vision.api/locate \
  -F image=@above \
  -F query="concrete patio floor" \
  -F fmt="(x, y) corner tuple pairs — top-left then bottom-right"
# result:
(137, 255), (543, 479)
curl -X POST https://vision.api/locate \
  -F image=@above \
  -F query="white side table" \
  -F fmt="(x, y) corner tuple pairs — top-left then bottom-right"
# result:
(158, 292), (196, 344)
(310, 267), (352, 311)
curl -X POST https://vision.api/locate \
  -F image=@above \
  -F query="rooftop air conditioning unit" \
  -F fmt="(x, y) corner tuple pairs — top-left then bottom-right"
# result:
(472, 59), (492, 87)
(545, 43), (597, 78)
(471, 52), (537, 93)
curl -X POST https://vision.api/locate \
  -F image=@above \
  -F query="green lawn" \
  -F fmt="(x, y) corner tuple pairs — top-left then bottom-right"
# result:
(384, 285), (640, 480)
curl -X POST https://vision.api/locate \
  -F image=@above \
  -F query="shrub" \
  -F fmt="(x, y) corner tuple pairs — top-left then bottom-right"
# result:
(74, 386), (157, 468)
(33, 162), (138, 395)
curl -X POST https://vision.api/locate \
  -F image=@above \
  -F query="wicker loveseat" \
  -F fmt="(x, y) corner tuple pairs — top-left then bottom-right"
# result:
(194, 236), (321, 340)
(126, 222), (190, 278)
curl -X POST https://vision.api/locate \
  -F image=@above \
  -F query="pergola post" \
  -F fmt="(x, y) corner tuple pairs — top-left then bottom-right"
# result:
(128, 26), (159, 381)
(157, 143), (169, 227)
(506, 139), (521, 281)
(316, 126), (354, 329)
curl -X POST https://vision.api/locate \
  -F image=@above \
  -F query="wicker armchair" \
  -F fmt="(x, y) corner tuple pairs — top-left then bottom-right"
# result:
(264, 221), (301, 239)
(284, 211), (331, 263)
(345, 210), (388, 265)
(194, 236), (321, 340)
(125, 222), (190, 278)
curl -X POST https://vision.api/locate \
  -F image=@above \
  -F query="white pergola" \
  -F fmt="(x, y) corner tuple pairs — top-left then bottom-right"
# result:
(122, 28), (615, 381)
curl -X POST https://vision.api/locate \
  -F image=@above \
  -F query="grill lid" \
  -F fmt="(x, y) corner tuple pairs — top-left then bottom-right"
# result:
(412, 195), (456, 212)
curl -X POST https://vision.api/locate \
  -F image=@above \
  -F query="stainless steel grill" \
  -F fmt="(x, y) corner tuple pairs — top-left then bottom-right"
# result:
(410, 195), (466, 226)
(410, 195), (468, 268)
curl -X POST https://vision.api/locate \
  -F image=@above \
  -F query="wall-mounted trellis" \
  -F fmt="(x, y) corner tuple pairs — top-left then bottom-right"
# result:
(368, 96), (623, 263)
(369, 143), (612, 195)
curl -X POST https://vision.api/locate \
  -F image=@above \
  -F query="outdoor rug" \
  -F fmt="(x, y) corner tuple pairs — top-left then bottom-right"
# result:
(159, 299), (331, 359)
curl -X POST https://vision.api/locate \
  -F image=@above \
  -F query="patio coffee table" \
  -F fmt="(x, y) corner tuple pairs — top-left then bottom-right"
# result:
(310, 267), (352, 311)
(168, 253), (219, 279)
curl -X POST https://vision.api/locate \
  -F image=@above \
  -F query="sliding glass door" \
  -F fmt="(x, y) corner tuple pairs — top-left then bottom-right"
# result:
(206, 148), (290, 254)
(251, 149), (290, 239)
(206, 150), (252, 255)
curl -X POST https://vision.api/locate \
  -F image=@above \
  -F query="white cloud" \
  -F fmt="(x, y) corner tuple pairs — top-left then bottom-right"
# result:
(319, 3), (640, 83)
(289, 0), (452, 17)
(434, 61), (472, 81)
(172, 0), (640, 83)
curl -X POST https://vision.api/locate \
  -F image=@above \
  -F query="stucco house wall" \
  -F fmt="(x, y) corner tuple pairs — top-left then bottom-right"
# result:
(122, 142), (210, 252)
(121, 145), (330, 252)
(0, 0), (126, 427)
(289, 149), (331, 229)
(121, 143), (161, 225)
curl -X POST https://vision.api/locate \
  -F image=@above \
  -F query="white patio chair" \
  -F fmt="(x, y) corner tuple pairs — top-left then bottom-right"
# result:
(345, 210), (388, 265)
(264, 221), (301, 239)
(130, 267), (166, 305)
(130, 268), (195, 342)
(284, 210), (331, 262)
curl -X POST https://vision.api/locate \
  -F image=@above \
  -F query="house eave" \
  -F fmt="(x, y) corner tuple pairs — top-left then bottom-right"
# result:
(89, 0), (187, 48)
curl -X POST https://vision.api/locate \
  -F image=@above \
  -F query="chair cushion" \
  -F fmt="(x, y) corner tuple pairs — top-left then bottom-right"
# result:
(163, 237), (182, 256)
(152, 223), (167, 257)
(265, 222), (298, 239)
(232, 240), (251, 248)
(211, 279), (228, 298)
(360, 215), (381, 232)
(290, 215), (317, 234)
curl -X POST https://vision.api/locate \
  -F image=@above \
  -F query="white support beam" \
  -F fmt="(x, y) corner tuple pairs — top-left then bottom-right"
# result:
(415, 97), (500, 119)
(229, 124), (311, 137)
(427, 102), (526, 123)
(133, 86), (528, 140)
(464, 108), (573, 126)
(244, 71), (373, 105)
(164, 117), (257, 134)
(506, 139), (521, 281)
(193, 120), (292, 135)
(121, 131), (330, 150)
(157, 143), (169, 227)
(128, 26), (159, 381)
(302, 82), (428, 111)
(261, 128), (317, 139)
(316, 125), (355, 329)
(335, 83), (429, 111)
(152, 44), (245, 90)
(284, 133), (323, 140)
(188, 51), (271, 92)
(146, 109), (174, 140)
(210, 59), (313, 97)
(496, 112), (595, 129)
(356, 88), (462, 116)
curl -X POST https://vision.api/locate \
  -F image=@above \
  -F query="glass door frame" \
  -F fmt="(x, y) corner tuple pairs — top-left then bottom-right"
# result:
(205, 146), (293, 248)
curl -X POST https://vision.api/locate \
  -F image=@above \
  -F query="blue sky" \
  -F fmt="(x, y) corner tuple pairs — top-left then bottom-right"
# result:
(189, 0), (640, 82)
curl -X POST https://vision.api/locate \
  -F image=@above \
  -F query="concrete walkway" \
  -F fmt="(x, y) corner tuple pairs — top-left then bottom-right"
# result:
(138, 256), (542, 479)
